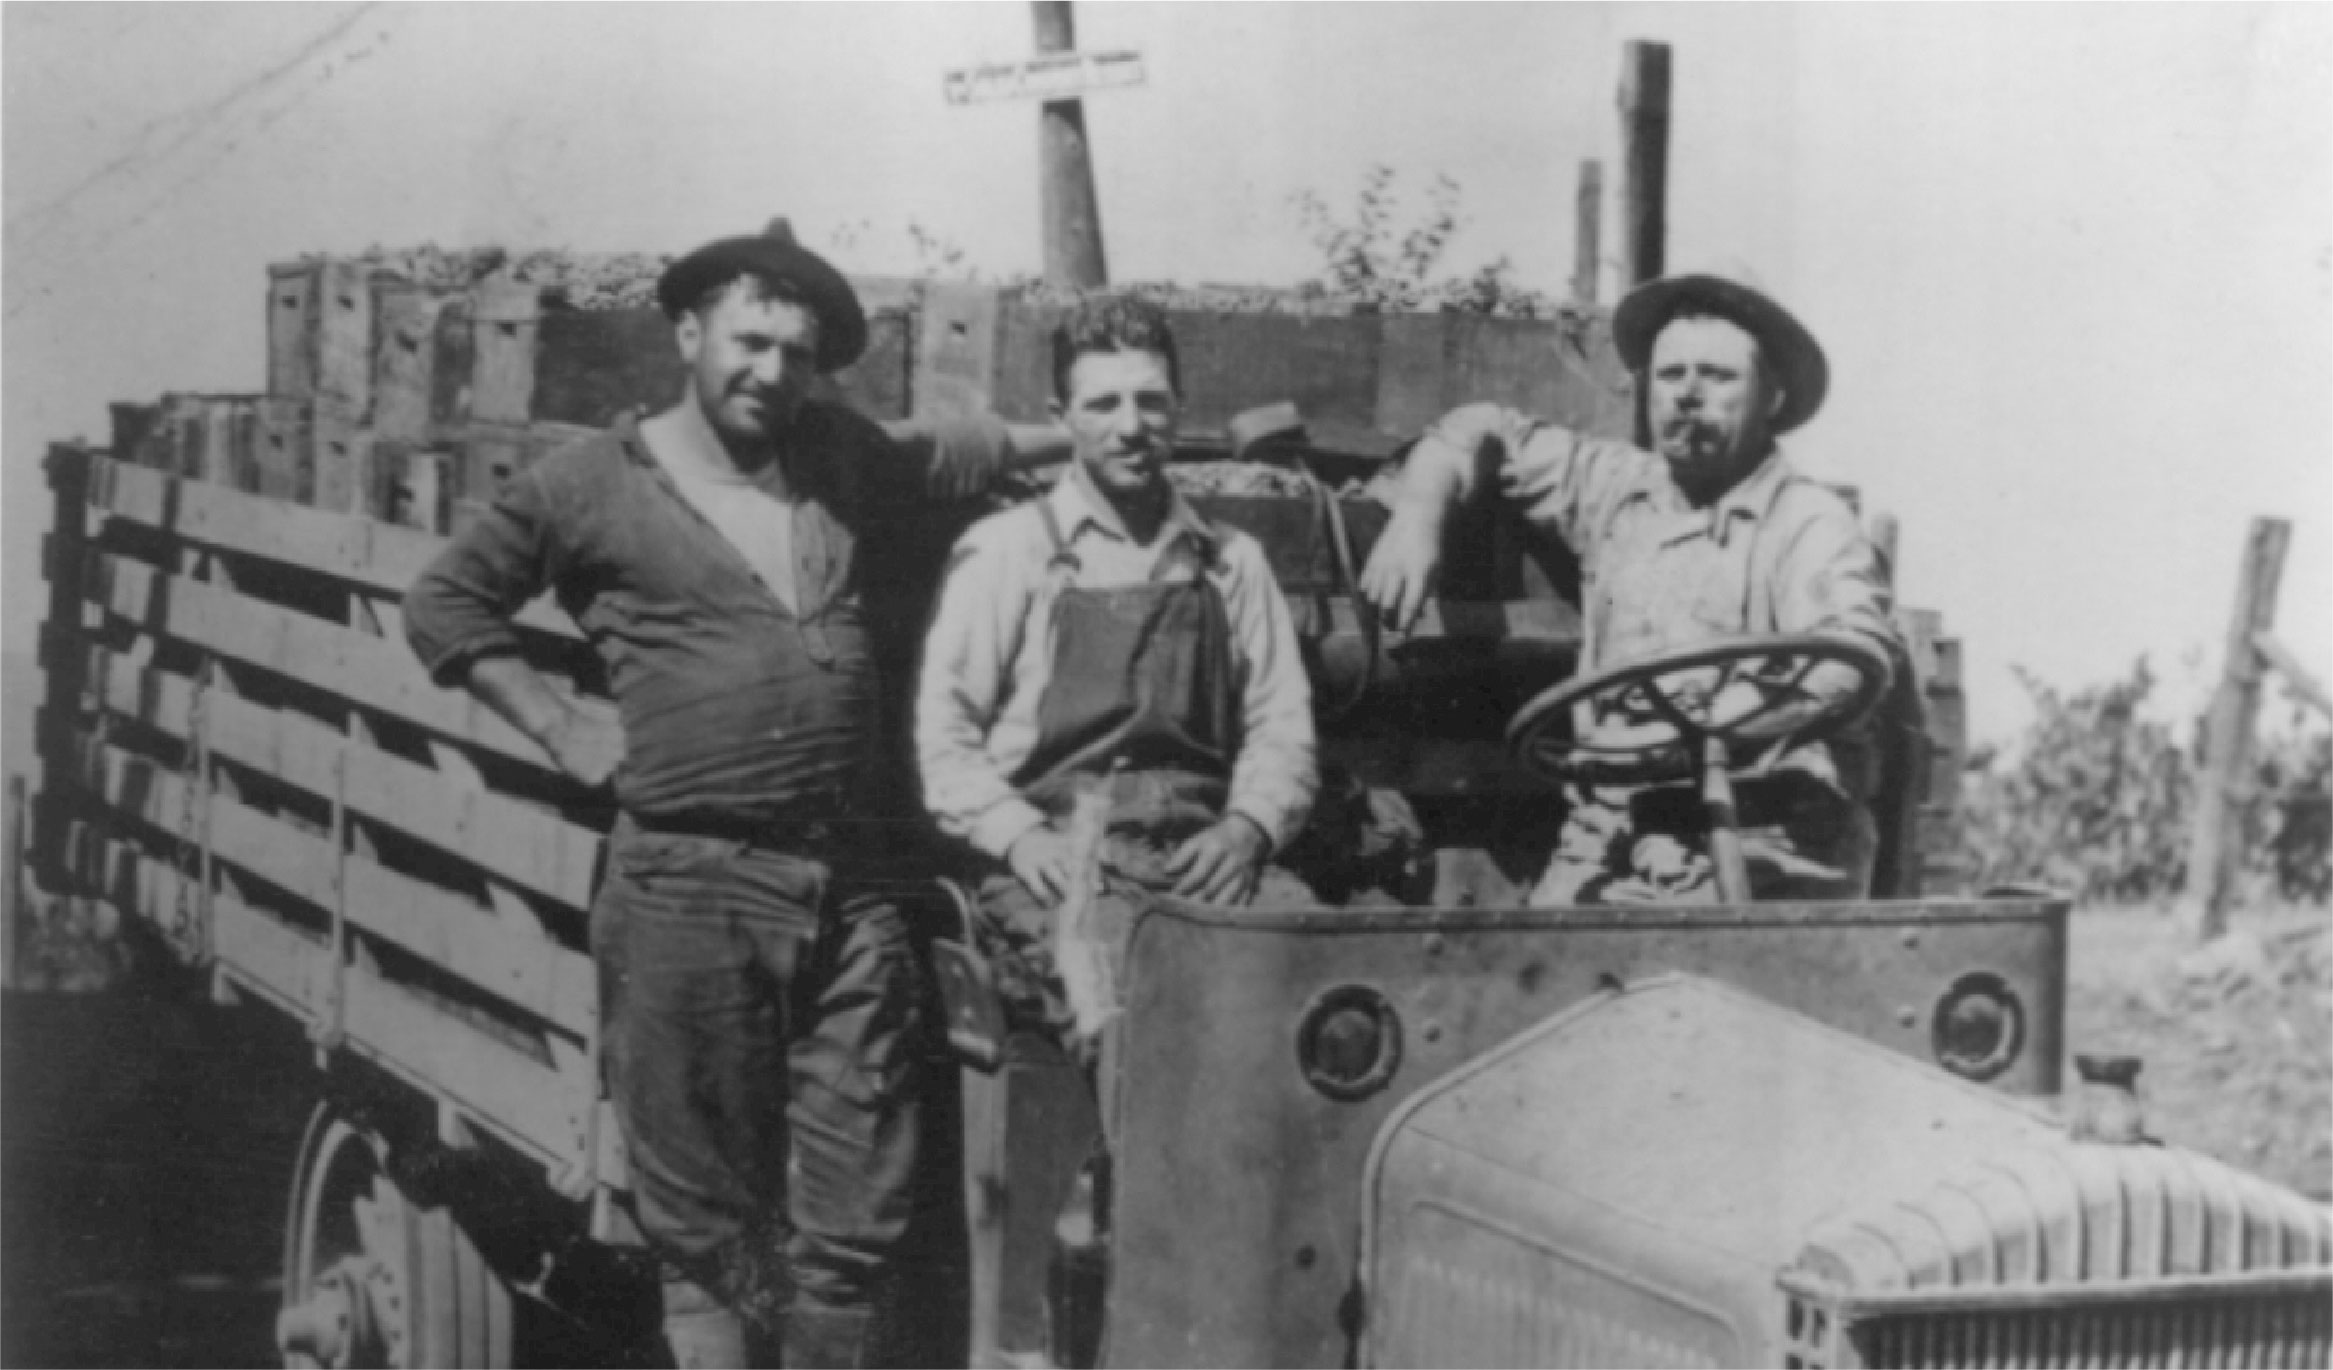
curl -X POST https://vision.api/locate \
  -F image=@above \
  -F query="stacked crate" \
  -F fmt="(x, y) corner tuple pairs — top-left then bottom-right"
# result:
(105, 258), (930, 532)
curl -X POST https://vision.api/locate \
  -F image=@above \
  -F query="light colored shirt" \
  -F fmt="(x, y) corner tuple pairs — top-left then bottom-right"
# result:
(1405, 402), (1900, 790)
(917, 469), (1319, 860)
(641, 409), (798, 613)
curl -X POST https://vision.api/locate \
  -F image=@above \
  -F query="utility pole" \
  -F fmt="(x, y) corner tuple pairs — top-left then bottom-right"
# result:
(1572, 158), (1604, 305)
(1618, 40), (1671, 288)
(1033, 1), (1109, 288)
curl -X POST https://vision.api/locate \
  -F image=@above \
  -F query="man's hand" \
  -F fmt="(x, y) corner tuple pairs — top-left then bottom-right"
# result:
(536, 706), (626, 788)
(1164, 815), (1269, 905)
(1356, 501), (1447, 633)
(1006, 824), (1081, 906)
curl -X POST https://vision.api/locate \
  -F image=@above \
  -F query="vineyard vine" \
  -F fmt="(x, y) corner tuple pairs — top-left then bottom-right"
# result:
(1958, 658), (2330, 908)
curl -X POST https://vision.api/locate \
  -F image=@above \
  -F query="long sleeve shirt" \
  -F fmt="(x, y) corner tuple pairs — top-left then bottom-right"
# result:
(402, 405), (1008, 826)
(1398, 402), (1901, 792)
(916, 471), (1318, 861)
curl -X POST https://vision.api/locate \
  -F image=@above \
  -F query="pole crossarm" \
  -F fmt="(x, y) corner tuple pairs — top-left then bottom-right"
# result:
(2253, 631), (2332, 719)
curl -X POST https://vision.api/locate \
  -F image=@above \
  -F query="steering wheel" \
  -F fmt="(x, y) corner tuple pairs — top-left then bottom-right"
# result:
(1506, 633), (1891, 789)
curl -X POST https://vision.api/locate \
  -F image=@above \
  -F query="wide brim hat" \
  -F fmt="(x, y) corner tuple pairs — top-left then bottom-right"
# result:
(1613, 272), (1828, 433)
(655, 218), (867, 373)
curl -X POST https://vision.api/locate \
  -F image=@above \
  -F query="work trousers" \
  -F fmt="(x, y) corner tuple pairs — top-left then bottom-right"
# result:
(973, 828), (1316, 1050)
(1531, 774), (1877, 906)
(591, 822), (926, 1338)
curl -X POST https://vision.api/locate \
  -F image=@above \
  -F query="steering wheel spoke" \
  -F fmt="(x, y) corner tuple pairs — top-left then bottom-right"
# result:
(1507, 633), (1890, 788)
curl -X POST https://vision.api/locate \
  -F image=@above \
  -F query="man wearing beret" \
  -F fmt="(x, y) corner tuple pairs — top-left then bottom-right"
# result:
(1359, 270), (1902, 906)
(404, 223), (1052, 1367)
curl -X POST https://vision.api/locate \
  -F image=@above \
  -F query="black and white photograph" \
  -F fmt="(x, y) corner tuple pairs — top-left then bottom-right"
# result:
(3, 5), (2329, 1367)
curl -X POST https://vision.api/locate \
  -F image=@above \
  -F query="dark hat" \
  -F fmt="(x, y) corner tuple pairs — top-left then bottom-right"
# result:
(655, 218), (867, 373)
(1613, 271), (1829, 433)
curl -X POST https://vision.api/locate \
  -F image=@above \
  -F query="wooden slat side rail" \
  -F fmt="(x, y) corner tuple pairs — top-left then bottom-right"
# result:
(79, 739), (596, 1038)
(76, 832), (592, 1177)
(84, 452), (580, 642)
(76, 642), (603, 909)
(82, 550), (601, 771)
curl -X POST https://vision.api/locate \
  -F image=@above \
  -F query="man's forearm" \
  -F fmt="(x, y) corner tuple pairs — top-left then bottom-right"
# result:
(462, 653), (574, 745)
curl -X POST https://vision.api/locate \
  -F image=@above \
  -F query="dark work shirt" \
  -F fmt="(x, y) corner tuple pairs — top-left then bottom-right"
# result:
(403, 406), (992, 827)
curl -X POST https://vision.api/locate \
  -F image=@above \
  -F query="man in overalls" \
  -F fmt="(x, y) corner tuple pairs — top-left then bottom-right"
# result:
(915, 294), (1319, 1050)
(1358, 270), (1903, 905)
(404, 223), (1049, 1368)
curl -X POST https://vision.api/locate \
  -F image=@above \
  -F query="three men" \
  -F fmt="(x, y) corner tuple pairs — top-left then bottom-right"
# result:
(1360, 271), (1903, 905)
(403, 223), (1035, 1369)
(915, 296), (1319, 1049)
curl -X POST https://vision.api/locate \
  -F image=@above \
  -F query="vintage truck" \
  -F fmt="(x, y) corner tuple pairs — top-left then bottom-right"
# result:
(17, 256), (2330, 1369)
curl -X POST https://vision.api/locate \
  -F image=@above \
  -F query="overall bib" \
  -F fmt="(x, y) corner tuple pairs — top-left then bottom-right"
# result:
(975, 498), (1312, 1039)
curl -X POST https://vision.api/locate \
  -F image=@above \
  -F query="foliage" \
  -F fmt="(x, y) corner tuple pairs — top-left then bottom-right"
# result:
(1288, 165), (1574, 320)
(1959, 657), (2331, 907)
(329, 171), (1593, 324)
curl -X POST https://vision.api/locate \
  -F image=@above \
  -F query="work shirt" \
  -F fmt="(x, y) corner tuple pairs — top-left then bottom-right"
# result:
(403, 406), (1004, 828)
(916, 468), (1318, 861)
(1410, 402), (1900, 791)
(650, 417), (800, 615)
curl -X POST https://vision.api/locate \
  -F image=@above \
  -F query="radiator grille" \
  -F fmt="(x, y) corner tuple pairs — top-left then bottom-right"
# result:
(1786, 1286), (2333, 1369)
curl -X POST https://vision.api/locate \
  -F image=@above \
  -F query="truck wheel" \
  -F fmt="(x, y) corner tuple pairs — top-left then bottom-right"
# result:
(276, 1104), (515, 1369)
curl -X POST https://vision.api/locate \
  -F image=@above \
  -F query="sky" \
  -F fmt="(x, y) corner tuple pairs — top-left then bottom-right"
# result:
(4, 2), (2329, 752)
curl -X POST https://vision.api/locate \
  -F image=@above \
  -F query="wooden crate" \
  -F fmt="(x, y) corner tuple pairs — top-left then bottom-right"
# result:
(371, 281), (470, 444)
(267, 260), (375, 406)
(110, 395), (263, 486)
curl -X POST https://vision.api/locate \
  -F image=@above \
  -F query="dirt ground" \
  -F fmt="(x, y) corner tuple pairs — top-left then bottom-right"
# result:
(2066, 902), (2332, 1199)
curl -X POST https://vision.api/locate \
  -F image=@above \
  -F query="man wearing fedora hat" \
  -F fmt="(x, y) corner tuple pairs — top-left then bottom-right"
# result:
(405, 222), (1052, 1367)
(1358, 269), (1902, 906)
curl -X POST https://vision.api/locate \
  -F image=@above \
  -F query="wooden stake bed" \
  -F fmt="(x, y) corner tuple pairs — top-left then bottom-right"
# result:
(41, 444), (620, 1192)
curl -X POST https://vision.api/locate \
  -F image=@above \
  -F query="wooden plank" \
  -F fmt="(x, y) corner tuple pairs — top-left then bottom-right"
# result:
(532, 307), (684, 429)
(36, 447), (94, 894)
(991, 300), (1066, 424)
(109, 401), (163, 467)
(79, 738), (595, 1036)
(267, 260), (374, 406)
(1374, 314), (1455, 439)
(373, 283), (461, 444)
(82, 835), (592, 1175)
(85, 452), (580, 640)
(311, 397), (378, 517)
(823, 309), (914, 420)
(84, 550), (576, 767)
(470, 279), (542, 425)
(2254, 631), (2331, 719)
(1166, 311), (1382, 443)
(254, 396), (313, 501)
(79, 643), (603, 909)
(267, 263), (319, 398)
(430, 291), (477, 437)
(913, 282), (1004, 419)
(2186, 517), (2293, 940)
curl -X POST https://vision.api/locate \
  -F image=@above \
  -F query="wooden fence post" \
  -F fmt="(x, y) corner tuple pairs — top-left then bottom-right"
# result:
(2183, 517), (2292, 941)
(35, 444), (91, 898)
(1572, 159), (1604, 305)
(1033, 1), (1109, 288)
(1618, 40), (1671, 289)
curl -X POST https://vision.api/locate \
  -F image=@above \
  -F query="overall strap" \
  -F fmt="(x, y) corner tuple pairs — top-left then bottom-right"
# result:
(1034, 494), (1081, 577)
